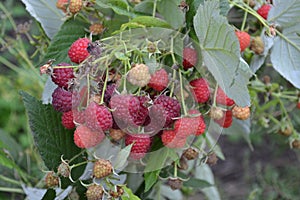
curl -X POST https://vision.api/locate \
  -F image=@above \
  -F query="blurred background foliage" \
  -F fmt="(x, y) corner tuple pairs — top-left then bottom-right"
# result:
(0, 0), (300, 199)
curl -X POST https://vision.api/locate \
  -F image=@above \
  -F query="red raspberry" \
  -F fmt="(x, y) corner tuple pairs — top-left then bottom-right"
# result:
(69, 0), (82, 14)
(235, 31), (251, 52)
(257, 4), (271, 20)
(51, 63), (74, 89)
(174, 117), (198, 138)
(161, 130), (186, 148)
(72, 109), (86, 124)
(183, 47), (197, 69)
(85, 102), (113, 132)
(61, 111), (75, 129)
(214, 110), (233, 128)
(190, 78), (210, 104)
(148, 69), (169, 92)
(110, 94), (148, 129)
(188, 109), (206, 136)
(68, 38), (90, 64)
(216, 87), (235, 106)
(153, 95), (181, 127)
(52, 87), (73, 112)
(74, 125), (105, 148)
(125, 134), (152, 159)
(104, 83), (116, 104)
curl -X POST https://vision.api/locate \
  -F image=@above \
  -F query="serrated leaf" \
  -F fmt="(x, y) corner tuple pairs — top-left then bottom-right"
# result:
(43, 17), (89, 64)
(193, 0), (250, 106)
(144, 170), (160, 192)
(157, 0), (184, 29)
(120, 16), (171, 31)
(20, 91), (85, 170)
(144, 148), (178, 172)
(21, 0), (64, 39)
(268, 0), (300, 89)
(96, 0), (136, 17)
(219, 0), (230, 16)
(114, 144), (132, 170)
(183, 178), (212, 188)
(268, 0), (300, 28)
(122, 186), (141, 200)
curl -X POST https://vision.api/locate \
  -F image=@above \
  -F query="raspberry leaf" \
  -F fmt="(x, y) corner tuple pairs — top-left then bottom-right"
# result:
(21, 0), (63, 39)
(43, 16), (89, 64)
(268, 0), (300, 88)
(144, 170), (160, 192)
(96, 0), (136, 18)
(122, 186), (141, 200)
(157, 0), (184, 29)
(183, 178), (212, 188)
(193, 0), (250, 106)
(20, 91), (86, 172)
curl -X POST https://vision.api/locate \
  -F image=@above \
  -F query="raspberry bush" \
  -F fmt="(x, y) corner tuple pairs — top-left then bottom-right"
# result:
(1, 0), (300, 199)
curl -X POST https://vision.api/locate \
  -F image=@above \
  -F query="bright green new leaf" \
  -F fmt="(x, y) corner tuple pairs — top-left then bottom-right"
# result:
(144, 170), (160, 192)
(96, 0), (136, 17)
(122, 186), (141, 200)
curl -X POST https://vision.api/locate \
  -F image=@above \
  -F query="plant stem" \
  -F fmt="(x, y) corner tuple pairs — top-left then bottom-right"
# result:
(152, 0), (157, 17)
(0, 187), (24, 194)
(0, 175), (22, 186)
(179, 71), (187, 115)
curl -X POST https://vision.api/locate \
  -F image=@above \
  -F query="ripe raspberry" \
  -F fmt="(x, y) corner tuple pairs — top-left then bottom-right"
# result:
(161, 130), (186, 148)
(216, 87), (235, 106)
(69, 0), (83, 14)
(174, 117), (198, 138)
(188, 109), (206, 136)
(62, 111), (75, 129)
(209, 106), (224, 120)
(89, 23), (104, 35)
(182, 147), (199, 160)
(110, 94), (148, 128)
(127, 64), (151, 87)
(109, 128), (126, 141)
(250, 36), (265, 55)
(183, 47), (197, 69)
(56, 0), (68, 12)
(57, 162), (70, 178)
(51, 63), (74, 89)
(214, 110), (233, 128)
(74, 125), (105, 148)
(73, 109), (86, 124)
(86, 184), (103, 200)
(257, 4), (271, 20)
(148, 69), (169, 92)
(85, 102), (112, 131)
(153, 95), (181, 127)
(232, 105), (250, 120)
(125, 134), (152, 159)
(235, 31), (251, 52)
(52, 87), (73, 112)
(68, 38), (90, 64)
(190, 78), (210, 104)
(45, 171), (59, 188)
(93, 159), (113, 179)
(167, 178), (183, 190)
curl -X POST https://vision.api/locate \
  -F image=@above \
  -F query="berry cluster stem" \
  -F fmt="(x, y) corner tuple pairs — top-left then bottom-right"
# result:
(179, 70), (188, 116)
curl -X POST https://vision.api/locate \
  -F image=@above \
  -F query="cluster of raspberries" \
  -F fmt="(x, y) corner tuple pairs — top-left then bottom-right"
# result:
(49, 37), (250, 160)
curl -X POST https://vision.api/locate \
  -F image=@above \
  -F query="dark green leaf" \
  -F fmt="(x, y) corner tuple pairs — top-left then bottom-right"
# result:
(183, 178), (212, 188)
(193, 0), (250, 106)
(43, 16), (90, 64)
(144, 170), (160, 192)
(96, 0), (136, 17)
(157, 0), (185, 29)
(42, 189), (56, 200)
(20, 91), (85, 171)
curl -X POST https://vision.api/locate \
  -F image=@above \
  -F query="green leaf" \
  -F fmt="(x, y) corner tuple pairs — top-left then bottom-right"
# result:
(219, 0), (230, 16)
(183, 178), (212, 188)
(193, 0), (250, 106)
(134, 0), (153, 15)
(0, 150), (15, 169)
(157, 0), (185, 29)
(43, 16), (90, 64)
(122, 186), (141, 200)
(268, 0), (300, 89)
(114, 144), (132, 170)
(96, 0), (136, 17)
(42, 189), (56, 200)
(120, 16), (171, 31)
(144, 147), (178, 172)
(144, 170), (160, 192)
(21, 0), (63, 39)
(20, 91), (85, 171)
(0, 129), (22, 158)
